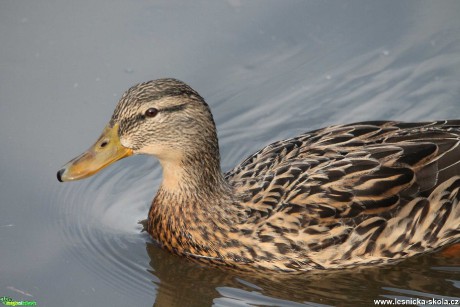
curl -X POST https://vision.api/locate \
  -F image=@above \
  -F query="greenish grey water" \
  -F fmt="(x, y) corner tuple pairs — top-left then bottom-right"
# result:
(1, 1), (460, 306)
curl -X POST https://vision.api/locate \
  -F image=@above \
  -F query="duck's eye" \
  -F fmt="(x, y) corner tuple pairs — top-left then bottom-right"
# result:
(145, 108), (159, 118)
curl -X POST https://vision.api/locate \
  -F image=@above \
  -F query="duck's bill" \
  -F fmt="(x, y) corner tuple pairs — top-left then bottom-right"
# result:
(57, 123), (133, 182)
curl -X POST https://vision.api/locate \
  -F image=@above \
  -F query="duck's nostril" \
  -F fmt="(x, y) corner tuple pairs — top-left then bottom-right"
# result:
(100, 140), (108, 148)
(57, 169), (64, 182)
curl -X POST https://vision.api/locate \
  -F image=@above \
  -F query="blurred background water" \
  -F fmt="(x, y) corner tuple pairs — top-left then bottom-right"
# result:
(1, 1), (460, 306)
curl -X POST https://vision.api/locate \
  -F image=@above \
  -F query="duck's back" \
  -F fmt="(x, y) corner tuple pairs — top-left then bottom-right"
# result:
(224, 120), (460, 270)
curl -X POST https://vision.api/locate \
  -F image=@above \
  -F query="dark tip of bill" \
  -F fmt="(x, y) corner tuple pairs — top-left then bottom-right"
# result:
(57, 169), (64, 182)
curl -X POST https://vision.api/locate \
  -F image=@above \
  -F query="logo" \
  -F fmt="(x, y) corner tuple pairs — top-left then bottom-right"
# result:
(0, 296), (37, 306)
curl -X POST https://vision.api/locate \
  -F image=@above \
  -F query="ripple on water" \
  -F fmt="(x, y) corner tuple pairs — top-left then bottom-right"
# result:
(52, 156), (160, 298)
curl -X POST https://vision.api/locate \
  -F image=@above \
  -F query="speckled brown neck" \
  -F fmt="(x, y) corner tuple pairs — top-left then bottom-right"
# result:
(145, 140), (246, 258)
(146, 173), (241, 261)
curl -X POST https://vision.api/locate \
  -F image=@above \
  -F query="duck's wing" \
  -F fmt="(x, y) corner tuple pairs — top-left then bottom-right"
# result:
(225, 120), (460, 265)
(226, 120), (460, 201)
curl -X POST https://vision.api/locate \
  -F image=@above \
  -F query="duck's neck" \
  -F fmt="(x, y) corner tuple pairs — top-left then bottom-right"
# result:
(147, 146), (243, 257)
(159, 148), (229, 196)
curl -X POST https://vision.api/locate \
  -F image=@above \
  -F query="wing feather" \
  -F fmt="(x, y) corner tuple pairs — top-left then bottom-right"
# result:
(226, 120), (460, 224)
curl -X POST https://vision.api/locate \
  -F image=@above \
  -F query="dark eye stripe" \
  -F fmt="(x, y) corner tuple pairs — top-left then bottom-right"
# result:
(136, 103), (188, 123)
(161, 103), (188, 113)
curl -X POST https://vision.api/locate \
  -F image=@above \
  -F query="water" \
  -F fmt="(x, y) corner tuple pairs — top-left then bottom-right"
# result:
(1, 0), (460, 306)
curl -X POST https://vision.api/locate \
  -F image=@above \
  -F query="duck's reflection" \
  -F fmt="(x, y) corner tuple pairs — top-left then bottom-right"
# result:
(145, 241), (460, 307)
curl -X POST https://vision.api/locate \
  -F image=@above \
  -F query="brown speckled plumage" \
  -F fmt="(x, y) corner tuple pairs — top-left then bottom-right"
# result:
(61, 79), (460, 272)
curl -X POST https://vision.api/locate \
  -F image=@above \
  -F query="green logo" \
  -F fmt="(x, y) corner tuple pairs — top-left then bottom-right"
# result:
(0, 296), (37, 306)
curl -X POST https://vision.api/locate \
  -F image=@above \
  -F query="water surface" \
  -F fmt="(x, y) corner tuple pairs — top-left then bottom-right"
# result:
(1, 1), (460, 306)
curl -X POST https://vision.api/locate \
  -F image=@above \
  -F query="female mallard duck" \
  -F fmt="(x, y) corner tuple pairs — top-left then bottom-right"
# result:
(58, 78), (460, 272)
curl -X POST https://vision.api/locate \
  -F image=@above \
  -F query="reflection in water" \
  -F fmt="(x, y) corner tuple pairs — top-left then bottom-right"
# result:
(146, 241), (460, 306)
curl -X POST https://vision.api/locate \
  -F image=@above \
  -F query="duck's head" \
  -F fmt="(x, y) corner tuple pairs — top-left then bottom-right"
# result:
(57, 78), (220, 183)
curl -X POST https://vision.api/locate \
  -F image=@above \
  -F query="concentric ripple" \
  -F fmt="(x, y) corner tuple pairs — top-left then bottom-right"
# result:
(51, 156), (161, 298)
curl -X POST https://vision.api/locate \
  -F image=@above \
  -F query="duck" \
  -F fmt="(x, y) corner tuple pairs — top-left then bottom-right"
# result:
(57, 78), (460, 272)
